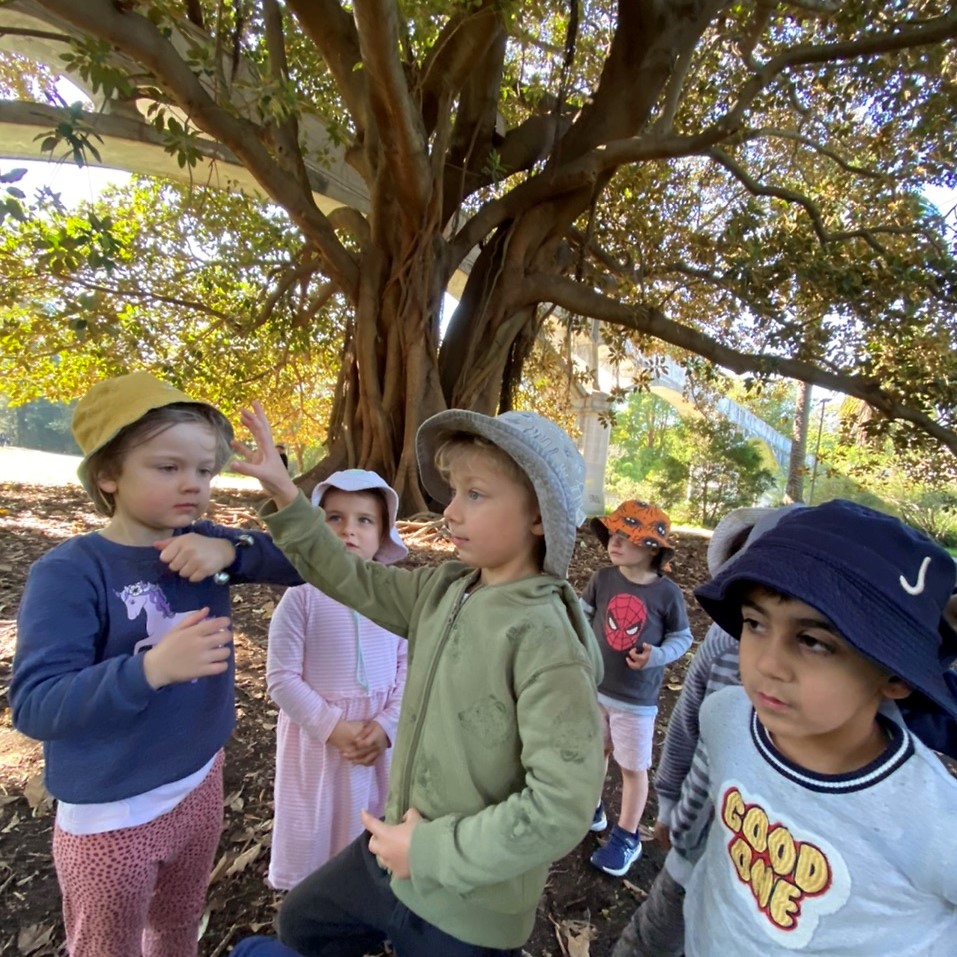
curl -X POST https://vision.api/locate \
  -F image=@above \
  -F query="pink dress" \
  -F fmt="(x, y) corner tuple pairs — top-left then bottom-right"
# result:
(266, 584), (407, 890)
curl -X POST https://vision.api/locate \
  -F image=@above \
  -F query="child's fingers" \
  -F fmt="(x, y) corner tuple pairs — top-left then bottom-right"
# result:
(173, 607), (214, 629)
(239, 403), (275, 445)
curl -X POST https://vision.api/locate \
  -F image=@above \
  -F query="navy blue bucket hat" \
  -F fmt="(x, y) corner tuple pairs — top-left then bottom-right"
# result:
(695, 499), (957, 720)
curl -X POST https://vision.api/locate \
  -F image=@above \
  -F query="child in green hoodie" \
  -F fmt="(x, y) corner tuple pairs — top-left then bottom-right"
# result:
(232, 402), (604, 957)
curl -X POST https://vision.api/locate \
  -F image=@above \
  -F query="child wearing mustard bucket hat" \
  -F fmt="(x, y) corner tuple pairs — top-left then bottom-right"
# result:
(10, 370), (301, 957)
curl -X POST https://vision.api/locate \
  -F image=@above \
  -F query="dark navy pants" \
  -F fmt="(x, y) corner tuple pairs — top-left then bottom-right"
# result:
(231, 937), (301, 956)
(277, 832), (523, 957)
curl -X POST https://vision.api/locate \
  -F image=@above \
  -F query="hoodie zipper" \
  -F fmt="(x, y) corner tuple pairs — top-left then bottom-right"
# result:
(396, 577), (474, 812)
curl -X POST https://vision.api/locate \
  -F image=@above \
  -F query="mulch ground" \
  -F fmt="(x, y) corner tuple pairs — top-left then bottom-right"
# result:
(0, 482), (714, 957)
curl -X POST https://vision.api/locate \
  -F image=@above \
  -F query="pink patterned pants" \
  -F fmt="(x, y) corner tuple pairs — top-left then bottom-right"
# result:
(52, 752), (224, 957)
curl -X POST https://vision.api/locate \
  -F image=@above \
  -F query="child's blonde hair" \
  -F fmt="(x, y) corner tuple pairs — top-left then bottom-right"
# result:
(434, 433), (545, 569)
(434, 433), (538, 505)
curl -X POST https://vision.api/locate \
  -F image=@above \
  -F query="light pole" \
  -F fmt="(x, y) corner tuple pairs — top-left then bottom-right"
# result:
(808, 396), (831, 505)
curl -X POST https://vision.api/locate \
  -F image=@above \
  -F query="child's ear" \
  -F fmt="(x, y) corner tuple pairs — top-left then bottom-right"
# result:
(97, 475), (118, 495)
(531, 512), (544, 537)
(881, 676), (913, 702)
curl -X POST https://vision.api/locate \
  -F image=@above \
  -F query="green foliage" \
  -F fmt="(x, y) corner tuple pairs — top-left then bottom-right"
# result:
(3, 0), (957, 492)
(0, 168), (28, 227)
(896, 491), (957, 550)
(678, 417), (778, 528)
(0, 175), (341, 440)
(0, 395), (77, 454)
(727, 378), (797, 436)
(33, 101), (104, 167)
(822, 423), (957, 545)
(605, 390), (778, 527)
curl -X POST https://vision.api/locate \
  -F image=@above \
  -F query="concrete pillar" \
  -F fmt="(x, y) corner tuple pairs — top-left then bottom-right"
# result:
(575, 391), (612, 517)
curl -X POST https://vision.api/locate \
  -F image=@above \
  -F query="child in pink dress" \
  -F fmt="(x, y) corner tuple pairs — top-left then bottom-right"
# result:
(266, 469), (408, 890)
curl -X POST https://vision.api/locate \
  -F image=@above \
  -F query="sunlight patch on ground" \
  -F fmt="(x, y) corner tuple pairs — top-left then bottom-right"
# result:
(0, 447), (260, 490)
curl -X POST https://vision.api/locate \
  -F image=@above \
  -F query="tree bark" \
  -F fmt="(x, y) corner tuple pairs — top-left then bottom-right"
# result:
(787, 381), (811, 503)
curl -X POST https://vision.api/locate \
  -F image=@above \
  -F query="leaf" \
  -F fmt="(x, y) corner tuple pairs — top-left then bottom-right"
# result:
(17, 922), (54, 955)
(22, 772), (53, 815)
(556, 918), (594, 957)
(225, 841), (262, 876)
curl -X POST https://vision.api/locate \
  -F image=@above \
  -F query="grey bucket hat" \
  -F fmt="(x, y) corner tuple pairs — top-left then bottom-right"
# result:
(416, 409), (586, 579)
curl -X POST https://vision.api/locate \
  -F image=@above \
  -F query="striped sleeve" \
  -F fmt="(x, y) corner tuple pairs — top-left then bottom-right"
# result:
(668, 737), (714, 869)
(654, 625), (738, 819)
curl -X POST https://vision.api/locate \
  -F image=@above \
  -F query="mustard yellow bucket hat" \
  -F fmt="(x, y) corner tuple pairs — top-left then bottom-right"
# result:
(72, 371), (231, 499)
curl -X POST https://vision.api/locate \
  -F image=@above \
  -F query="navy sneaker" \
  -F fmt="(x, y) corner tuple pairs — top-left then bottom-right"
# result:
(590, 801), (608, 833)
(590, 825), (642, 876)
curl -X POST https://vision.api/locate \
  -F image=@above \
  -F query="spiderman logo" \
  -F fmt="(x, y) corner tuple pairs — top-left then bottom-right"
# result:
(604, 592), (647, 652)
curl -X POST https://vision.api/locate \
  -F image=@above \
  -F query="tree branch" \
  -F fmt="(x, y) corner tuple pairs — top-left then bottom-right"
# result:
(35, 0), (359, 296)
(261, 0), (311, 193)
(739, 127), (885, 179)
(710, 147), (912, 254)
(284, 0), (367, 128)
(518, 273), (957, 455)
(708, 8), (957, 146)
(419, 2), (502, 135)
(351, 0), (430, 216)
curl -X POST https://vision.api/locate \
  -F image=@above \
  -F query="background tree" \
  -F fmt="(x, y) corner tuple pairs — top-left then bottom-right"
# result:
(2, 1), (957, 510)
(679, 415), (778, 527)
(0, 176), (341, 440)
(0, 394), (74, 452)
(821, 397), (957, 546)
(605, 388), (778, 525)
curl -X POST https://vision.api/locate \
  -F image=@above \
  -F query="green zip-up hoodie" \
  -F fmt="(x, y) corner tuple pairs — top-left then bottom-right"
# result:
(264, 493), (604, 948)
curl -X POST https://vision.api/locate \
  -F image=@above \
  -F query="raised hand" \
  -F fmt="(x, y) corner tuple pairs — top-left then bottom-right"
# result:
(142, 608), (232, 689)
(230, 402), (299, 508)
(155, 534), (236, 582)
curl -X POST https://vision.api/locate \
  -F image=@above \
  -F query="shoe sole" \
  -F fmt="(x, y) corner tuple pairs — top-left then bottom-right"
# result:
(589, 820), (608, 833)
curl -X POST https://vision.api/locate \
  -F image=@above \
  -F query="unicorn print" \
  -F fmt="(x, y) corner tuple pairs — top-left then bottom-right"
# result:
(116, 580), (192, 654)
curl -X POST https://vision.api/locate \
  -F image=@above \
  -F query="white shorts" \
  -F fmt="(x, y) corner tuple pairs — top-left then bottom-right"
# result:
(600, 703), (655, 772)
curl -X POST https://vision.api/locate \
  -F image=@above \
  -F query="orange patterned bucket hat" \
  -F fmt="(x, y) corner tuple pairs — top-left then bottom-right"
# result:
(590, 500), (675, 570)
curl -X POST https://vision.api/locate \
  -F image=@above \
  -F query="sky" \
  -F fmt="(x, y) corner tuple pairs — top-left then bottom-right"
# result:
(12, 159), (131, 208)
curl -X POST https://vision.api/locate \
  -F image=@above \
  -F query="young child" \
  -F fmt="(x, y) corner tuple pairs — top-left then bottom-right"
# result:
(266, 469), (408, 890)
(232, 402), (605, 957)
(671, 500), (957, 955)
(10, 372), (301, 957)
(582, 501), (692, 877)
(612, 504), (801, 956)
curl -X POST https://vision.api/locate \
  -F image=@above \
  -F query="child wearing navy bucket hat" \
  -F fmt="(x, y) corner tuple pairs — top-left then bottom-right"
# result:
(668, 500), (957, 957)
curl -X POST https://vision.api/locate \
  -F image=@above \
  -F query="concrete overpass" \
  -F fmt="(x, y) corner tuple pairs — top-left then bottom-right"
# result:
(566, 322), (794, 515)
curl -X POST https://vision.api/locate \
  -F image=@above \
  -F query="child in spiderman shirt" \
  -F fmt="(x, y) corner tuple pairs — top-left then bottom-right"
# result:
(581, 501), (692, 877)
